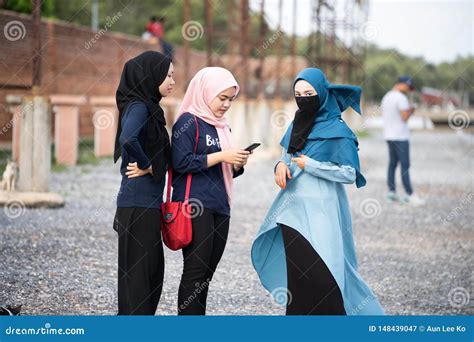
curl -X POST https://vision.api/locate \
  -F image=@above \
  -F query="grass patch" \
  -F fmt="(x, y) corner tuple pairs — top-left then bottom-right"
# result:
(78, 139), (100, 165)
(51, 164), (68, 173)
(0, 149), (12, 175)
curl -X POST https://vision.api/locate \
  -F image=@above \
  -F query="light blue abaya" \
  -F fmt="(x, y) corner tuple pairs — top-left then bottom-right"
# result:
(251, 68), (384, 315)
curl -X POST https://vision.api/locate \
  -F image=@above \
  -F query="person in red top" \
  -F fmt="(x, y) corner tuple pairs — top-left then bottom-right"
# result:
(145, 16), (173, 59)
(146, 16), (163, 39)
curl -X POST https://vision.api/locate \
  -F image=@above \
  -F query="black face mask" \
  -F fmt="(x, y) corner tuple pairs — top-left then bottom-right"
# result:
(295, 95), (321, 113)
(287, 95), (321, 154)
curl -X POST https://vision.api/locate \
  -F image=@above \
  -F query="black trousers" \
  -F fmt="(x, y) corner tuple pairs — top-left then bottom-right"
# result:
(114, 207), (164, 315)
(178, 208), (230, 315)
(281, 225), (346, 315)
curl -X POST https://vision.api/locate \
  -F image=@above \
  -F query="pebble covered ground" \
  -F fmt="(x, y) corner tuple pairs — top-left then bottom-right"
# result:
(0, 129), (472, 315)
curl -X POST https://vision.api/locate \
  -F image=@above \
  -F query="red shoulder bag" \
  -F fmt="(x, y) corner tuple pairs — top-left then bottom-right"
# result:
(160, 115), (199, 251)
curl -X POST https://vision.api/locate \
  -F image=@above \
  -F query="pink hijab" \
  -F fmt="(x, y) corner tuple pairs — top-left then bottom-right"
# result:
(177, 67), (240, 207)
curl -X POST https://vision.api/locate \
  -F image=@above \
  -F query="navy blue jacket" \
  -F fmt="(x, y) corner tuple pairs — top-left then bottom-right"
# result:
(171, 112), (244, 216)
(116, 101), (165, 208)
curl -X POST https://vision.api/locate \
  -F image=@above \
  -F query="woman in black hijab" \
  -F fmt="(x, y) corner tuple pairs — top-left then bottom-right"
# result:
(113, 51), (175, 315)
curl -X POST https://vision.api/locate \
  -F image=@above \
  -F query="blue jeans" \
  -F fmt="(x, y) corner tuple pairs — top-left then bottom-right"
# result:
(387, 140), (413, 195)
(160, 39), (174, 60)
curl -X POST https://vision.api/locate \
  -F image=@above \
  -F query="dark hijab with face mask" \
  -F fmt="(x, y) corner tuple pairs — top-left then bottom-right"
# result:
(114, 51), (171, 183)
(281, 67), (366, 188)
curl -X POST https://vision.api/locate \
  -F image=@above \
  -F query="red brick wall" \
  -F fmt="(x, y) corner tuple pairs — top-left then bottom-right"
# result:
(0, 9), (307, 143)
(0, 9), (207, 142)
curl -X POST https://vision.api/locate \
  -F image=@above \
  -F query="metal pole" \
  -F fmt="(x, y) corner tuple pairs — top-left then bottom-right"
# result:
(290, 0), (297, 79)
(31, 0), (42, 94)
(329, 0), (336, 80)
(91, 0), (99, 31)
(239, 0), (249, 99)
(275, 0), (283, 100)
(226, 0), (236, 55)
(183, 0), (191, 91)
(257, 0), (266, 100)
(205, 0), (213, 66)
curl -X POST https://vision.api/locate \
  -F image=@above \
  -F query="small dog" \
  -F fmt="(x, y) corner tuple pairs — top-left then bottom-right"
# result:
(1, 159), (17, 191)
(0, 304), (22, 315)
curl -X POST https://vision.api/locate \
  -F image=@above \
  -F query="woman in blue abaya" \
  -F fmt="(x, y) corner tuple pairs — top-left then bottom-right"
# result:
(251, 68), (384, 315)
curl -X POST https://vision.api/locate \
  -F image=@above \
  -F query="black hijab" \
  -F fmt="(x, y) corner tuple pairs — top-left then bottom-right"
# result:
(114, 51), (171, 183)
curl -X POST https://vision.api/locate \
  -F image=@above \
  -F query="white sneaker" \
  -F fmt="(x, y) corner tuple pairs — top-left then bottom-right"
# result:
(386, 191), (398, 203)
(401, 193), (425, 206)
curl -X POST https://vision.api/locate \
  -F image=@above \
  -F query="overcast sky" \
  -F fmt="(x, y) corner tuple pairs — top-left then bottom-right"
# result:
(249, 0), (473, 64)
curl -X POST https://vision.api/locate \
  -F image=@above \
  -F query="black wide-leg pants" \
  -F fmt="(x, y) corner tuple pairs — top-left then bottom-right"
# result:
(281, 224), (346, 315)
(114, 207), (164, 315)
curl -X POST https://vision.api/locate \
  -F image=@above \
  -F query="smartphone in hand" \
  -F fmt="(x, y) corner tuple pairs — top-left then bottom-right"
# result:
(244, 143), (261, 153)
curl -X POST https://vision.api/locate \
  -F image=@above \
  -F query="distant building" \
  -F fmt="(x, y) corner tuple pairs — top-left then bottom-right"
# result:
(421, 87), (460, 108)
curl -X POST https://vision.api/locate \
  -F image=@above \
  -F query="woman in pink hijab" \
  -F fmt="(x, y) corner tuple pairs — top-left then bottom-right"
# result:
(171, 67), (251, 315)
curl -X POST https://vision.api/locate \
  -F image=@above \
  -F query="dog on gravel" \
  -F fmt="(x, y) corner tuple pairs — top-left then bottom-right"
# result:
(1, 159), (17, 191)
(0, 304), (22, 315)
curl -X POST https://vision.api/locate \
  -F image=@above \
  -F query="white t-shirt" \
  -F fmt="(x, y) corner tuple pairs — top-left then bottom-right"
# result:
(381, 90), (411, 140)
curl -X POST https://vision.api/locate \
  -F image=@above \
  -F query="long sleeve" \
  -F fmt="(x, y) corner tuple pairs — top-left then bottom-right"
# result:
(172, 115), (208, 173)
(233, 166), (245, 178)
(304, 157), (356, 184)
(274, 147), (291, 173)
(119, 103), (151, 170)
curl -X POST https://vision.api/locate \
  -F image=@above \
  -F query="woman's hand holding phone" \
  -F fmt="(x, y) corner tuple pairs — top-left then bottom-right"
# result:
(221, 149), (250, 166)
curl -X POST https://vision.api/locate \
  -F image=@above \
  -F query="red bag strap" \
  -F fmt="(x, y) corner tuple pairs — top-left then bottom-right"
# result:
(165, 167), (173, 203)
(165, 115), (199, 203)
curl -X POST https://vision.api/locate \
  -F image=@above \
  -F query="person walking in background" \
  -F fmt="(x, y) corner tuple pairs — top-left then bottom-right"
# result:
(381, 76), (425, 206)
(156, 17), (174, 59)
(145, 16), (174, 60)
(146, 16), (164, 40)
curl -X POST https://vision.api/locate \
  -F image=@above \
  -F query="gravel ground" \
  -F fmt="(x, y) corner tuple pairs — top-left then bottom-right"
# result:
(0, 129), (472, 315)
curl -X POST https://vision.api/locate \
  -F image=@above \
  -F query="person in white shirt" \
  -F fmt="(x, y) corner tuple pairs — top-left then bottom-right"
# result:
(381, 76), (424, 206)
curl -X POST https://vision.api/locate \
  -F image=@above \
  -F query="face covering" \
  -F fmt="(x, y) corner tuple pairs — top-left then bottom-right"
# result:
(288, 95), (321, 154)
(295, 94), (320, 113)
